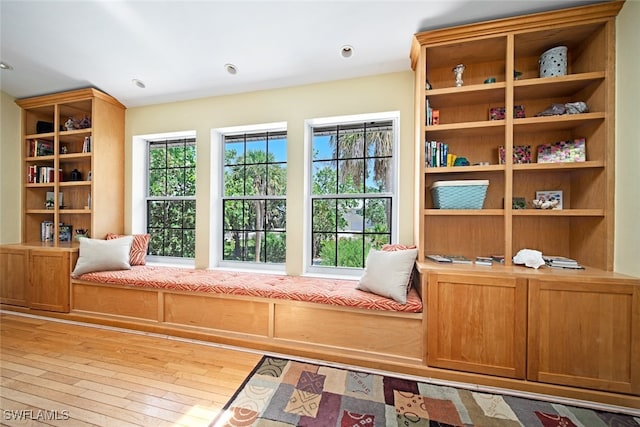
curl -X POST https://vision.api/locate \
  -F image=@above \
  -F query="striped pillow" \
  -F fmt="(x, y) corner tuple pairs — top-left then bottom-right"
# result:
(106, 233), (150, 266)
(382, 244), (418, 294)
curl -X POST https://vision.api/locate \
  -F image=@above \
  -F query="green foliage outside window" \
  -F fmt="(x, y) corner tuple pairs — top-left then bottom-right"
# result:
(147, 138), (196, 258)
(223, 132), (287, 263)
(311, 121), (394, 268)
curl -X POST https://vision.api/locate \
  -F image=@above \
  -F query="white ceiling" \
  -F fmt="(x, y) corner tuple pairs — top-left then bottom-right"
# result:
(0, 0), (604, 108)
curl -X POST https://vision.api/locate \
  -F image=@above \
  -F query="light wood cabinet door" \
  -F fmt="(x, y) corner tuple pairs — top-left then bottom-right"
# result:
(427, 272), (527, 379)
(28, 249), (72, 312)
(528, 279), (640, 395)
(0, 247), (28, 307)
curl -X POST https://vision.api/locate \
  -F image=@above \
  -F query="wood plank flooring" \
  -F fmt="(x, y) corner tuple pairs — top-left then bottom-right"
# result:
(0, 312), (262, 426)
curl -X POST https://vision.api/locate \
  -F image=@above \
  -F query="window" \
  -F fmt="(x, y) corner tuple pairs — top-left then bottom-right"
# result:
(146, 137), (196, 258)
(307, 113), (398, 273)
(221, 129), (287, 264)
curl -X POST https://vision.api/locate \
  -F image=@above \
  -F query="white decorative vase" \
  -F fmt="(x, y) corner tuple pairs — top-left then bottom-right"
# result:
(539, 46), (567, 77)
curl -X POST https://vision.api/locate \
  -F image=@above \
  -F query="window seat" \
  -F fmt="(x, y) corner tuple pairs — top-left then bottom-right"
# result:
(73, 265), (423, 312)
(70, 265), (425, 365)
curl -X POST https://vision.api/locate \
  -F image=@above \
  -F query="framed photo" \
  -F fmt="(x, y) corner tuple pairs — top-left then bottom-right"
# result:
(59, 224), (72, 242)
(535, 190), (563, 210)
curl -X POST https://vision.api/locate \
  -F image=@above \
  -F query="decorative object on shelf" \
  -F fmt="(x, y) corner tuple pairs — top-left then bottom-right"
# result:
(45, 191), (63, 209)
(74, 229), (89, 240)
(425, 80), (432, 90)
(564, 101), (589, 114)
(490, 105), (525, 120)
(452, 63), (465, 87)
(484, 77), (496, 84)
(539, 45), (568, 77)
(513, 248), (545, 269)
(534, 190), (563, 210)
(59, 224), (72, 242)
(537, 137), (586, 163)
(64, 117), (75, 131)
(60, 145), (68, 154)
(452, 157), (470, 166)
(512, 197), (526, 209)
(499, 145), (531, 164)
(514, 70), (523, 80)
(36, 121), (54, 134)
(535, 102), (588, 116)
(70, 168), (82, 181)
(78, 115), (91, 129)
(430, 180), (488, 209)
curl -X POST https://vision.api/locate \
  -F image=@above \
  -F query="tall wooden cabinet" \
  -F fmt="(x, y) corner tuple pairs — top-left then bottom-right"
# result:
(0, 88), (125, 313)
(412, 2), (640, 401)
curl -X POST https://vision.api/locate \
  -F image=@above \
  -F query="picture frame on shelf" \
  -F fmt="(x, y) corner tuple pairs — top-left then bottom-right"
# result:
(45, 191), (63, 209)
(535, 190), (563, 210)
(59, 224), (72, 242)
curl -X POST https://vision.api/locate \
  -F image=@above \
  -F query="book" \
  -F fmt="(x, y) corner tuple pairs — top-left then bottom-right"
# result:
(446, 255), (472, 264)
(543, 255), (578, 265)
(547, 263), (585, 270)
(491, 255), (505, 263)
(427, 254), (452, 263)
(475, 256), (493, 266)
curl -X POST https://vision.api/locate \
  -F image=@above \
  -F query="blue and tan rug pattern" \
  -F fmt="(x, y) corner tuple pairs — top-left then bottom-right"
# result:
(212, 356), (639, 426)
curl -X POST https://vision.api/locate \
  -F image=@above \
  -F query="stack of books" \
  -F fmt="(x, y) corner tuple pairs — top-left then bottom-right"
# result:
(426, 254), (473, 264)
(543, 255), (584, 269)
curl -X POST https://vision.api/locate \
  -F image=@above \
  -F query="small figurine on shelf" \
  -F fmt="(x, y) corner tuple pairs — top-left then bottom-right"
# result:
(452, 64), (465, 87)
(78, 115), (91, 129)
(64, 117), (75, 131)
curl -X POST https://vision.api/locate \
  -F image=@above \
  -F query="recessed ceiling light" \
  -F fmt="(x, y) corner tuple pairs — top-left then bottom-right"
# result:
(132, 78), (146, 88)
(340, 45), (354, 59)
(0, 61), (13, 70)
(225, 63), (238, 75)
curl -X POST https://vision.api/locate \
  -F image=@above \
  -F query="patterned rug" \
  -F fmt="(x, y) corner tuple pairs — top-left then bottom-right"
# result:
(211, 356), (640, 427)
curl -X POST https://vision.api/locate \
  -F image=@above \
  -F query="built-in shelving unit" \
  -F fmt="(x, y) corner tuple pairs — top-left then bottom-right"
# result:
(411, 3), (621, 270)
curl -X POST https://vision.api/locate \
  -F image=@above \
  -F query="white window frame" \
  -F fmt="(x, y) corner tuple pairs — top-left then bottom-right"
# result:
(132, 130), (196, 267)
(303, 111), (400, 277)
(211, 122), (287, 272)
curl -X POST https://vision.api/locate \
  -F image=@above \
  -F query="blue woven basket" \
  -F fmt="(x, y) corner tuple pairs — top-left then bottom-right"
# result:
(430, 180), (489, 209)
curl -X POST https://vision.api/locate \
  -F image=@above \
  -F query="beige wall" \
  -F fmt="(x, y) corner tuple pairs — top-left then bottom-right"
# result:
(125, 72), (415, 273)
(615, 0), (640, 277)
(0, 90), (21, 244)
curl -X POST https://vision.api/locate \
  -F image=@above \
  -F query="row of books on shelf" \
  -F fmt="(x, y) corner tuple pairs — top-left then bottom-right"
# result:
(27, 136), (92, 157)
(82, 136), (92, 153)
(27, 166), (62, 184)
(427, 254), (584, 269)
(40, 221), (72, 242)
(425, 141), (457, 167)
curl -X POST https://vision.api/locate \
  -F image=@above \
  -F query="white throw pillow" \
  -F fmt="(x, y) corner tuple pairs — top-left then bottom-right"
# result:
(72, 236), (134, 277)
(357, 248), (418, 304)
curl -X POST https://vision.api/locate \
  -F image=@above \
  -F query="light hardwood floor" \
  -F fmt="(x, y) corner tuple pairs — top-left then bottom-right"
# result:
(0, 312), (262, 427)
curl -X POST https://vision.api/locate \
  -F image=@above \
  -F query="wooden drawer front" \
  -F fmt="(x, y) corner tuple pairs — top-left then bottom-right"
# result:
(273, 304), (423, 360)
(164, 293), (270, 336)
(528, 279), (639, 394)
(0, 248), (28, 307)
(427, 273), (527, 379)
(72, 283), (159, 321)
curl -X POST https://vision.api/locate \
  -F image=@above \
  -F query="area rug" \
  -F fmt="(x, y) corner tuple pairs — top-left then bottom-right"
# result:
(211, 356), (640, 427)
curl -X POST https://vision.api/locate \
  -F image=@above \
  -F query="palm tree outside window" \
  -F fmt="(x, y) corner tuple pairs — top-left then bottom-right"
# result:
(310, 116), (397, 270)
